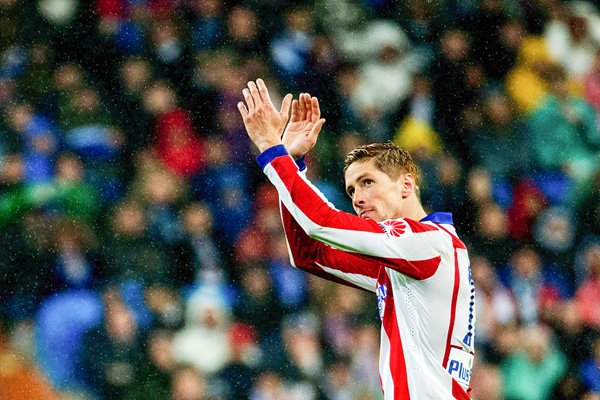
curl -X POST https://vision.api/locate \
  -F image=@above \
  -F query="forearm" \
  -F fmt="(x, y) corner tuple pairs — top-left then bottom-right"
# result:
(280, 200), (378, 292)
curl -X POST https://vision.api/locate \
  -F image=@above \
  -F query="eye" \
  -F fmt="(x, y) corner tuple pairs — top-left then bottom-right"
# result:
(364, 179), (373, 186)
(347, 188), (354, 198)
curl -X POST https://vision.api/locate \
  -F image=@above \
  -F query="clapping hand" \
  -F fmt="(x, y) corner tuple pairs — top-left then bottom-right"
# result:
(237, 79), (293, 153)
(282, 93), (326, 159)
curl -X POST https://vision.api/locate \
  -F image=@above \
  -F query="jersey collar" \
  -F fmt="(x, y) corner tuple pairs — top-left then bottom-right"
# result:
(420, 212), (454, 225)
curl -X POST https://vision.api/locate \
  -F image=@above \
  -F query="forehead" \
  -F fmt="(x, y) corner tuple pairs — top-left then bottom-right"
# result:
(344, 159), (381, 185)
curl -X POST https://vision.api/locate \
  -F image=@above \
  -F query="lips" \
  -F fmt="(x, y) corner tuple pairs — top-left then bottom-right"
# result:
(360, 210), (374, 219)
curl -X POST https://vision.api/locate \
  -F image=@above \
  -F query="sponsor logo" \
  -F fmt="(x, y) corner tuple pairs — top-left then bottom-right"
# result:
(376, 283), (388, 320)
(447, 347), (474, 386)
(379, 219), (406, 237)
(448, 360), (471, 383)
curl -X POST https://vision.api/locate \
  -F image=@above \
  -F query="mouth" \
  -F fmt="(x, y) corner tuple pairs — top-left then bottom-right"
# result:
(359, 210), (373, 219)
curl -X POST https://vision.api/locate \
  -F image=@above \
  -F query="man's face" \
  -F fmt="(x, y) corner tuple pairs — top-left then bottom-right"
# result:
(344, 159), (405, 222)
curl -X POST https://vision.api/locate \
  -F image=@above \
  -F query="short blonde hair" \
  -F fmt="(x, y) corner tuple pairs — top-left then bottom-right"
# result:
(343, 142), (420, 185)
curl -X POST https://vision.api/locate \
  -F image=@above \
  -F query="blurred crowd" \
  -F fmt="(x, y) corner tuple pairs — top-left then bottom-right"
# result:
(0, 0), (600, 399)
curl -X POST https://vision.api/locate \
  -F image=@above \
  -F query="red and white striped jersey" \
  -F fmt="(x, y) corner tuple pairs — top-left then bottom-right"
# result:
(257, 145), (475, 400)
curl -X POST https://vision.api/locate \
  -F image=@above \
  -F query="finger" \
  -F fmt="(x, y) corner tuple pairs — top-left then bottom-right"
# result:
(280, 93), (292, 118)
(247, 81), (262, 106)
(290, 99), (299, 122)
(311, 97), (321, 122)
(237, 101), (249, 118)
(305, 93), (312, 121)
(299, 93), (307, 121)
(242, 88), (254, 111)
(256, 78), (272, 104)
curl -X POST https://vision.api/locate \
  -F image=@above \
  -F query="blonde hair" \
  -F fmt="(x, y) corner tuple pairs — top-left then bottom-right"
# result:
(343, 142), (420, 185)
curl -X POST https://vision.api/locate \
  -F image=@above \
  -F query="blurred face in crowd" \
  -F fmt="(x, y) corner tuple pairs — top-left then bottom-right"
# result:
(440, 30), (469, 61)
(0, 78), (16, 106)
(181, 203), (213, 236)
(148, 330), (175, 372)
(467, 168), (492, 205)
(285, 7), (312, 33)
(143, 170), (180, 205)
(560, 301), (583, 332)
(585, 244), (600, 278)
(106, 303), (138, 342)
(120, 58), (152, 93)
(594, 339), (600, 364)
(512, 247), (541, 279)
(0, 154), (23, 184)
(53, 63), (84, 93)
(486, 95), (513, 126)
(227, 6), (257, 42)
(522, 326), (550, 364)
(242, 268), (271, 296)
(56, 154), (83, 182)
(143, 82), (177, 115)
(253, 371), (286, 398)
(499, 20), (525, 50)
(171, 366), (206, 400)
(73, 87), (101, 113)
(437, 155), (461, 187)
(113, 202), (146, 236)
(195, 0), (220, 17)
(470, 256), (495, 292)
(477, 204), (508, 239)
(6, 104), (33, 132)
(469, 364), (503, 400)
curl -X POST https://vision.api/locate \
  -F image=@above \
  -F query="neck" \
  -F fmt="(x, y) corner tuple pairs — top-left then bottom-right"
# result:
(399, 196), (428, 221)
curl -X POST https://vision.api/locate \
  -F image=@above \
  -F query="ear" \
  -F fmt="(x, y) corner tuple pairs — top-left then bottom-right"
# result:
(401, 173), (417, 199)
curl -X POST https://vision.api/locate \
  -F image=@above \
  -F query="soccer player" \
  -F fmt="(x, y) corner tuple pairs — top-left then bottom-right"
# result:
(238, 79), (475, 399)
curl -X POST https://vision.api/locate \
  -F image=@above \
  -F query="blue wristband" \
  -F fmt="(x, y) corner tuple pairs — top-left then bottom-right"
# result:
(256, 144), (289, 169)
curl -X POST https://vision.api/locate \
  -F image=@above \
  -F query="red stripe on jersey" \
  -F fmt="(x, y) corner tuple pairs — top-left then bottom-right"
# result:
(437, 223), (466, 249)
(436, 224), (465, 369)
(282, 203), (381, 280)
(380, 271), (411, 399)
(319, 248), (381, 279)
(404, 218), (440, 233)
(452, 379), (471, 400)
(374, 256), (441, 280)
(295, 265), (371, 293)
(271, 156), (384, 233)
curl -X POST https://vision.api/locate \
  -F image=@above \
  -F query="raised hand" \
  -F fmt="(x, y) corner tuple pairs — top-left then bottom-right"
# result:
(282, 93), (326, 159)
(238, 79), (293, 153)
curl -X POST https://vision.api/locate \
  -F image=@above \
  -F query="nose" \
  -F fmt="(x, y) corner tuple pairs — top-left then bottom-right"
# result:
(352, 188), (365, 209)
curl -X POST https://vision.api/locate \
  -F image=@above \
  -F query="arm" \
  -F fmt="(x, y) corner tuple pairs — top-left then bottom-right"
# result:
(259, 147), (442, 278)
(281, 199), (378, 292)
(279, 94), (379, 292)
(239, 80), (443, 279)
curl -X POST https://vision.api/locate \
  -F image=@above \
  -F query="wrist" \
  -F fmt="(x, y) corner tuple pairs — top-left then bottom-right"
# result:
(256, 139), (283, 153)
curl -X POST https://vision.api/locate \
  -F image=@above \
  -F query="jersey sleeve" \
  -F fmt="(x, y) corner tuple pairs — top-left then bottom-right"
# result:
(258, 145), (445, 280)
(280, 200), (379, 292)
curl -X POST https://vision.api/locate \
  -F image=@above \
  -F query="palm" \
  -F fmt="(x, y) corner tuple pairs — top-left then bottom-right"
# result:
(282, 93), (325, 159)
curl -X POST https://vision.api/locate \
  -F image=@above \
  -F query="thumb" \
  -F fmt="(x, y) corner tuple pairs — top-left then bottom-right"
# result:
(279, 94), (293, 119)
(309, 118), (326, 141)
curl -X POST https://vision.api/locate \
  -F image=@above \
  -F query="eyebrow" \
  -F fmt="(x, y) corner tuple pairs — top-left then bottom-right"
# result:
(345, 173), (370, 194)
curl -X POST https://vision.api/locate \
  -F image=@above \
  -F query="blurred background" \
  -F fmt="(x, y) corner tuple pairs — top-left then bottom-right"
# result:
(0, 0), (600, 399)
